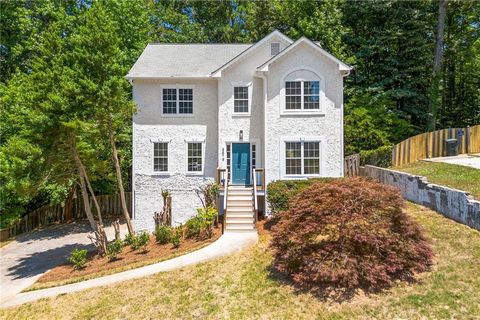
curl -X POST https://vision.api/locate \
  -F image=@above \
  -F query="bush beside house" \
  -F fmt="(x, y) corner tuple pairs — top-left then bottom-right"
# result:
(270, 177), (433, 293)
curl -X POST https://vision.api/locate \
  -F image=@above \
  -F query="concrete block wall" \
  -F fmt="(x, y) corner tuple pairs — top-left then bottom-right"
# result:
(360, 165), (480, 231)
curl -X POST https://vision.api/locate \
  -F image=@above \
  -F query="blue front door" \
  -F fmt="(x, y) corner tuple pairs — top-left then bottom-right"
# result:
(232, 143), (250, 185)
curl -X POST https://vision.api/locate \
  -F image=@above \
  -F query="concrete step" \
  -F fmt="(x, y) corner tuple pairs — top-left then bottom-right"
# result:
(226, 217), (254, 224)
(227, 200), (253, 207)
(228, 190), (253, 196)
(225, 223), (255, 231)
(224, 229), (257, 234)
(227, 206), (253, 212)
(227, 195), (253, 201)
(227, 212), (254, 218)
(228, 186), (253, 191)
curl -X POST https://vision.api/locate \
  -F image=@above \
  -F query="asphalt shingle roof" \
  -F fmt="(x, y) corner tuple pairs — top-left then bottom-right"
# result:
(127, 43), (252, 78)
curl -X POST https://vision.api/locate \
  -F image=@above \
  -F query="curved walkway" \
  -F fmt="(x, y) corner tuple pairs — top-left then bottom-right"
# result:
(1, 231), (258, 308)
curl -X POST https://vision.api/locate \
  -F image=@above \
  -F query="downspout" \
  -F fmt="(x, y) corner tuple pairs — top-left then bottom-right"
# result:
(255, 71), (269, 215)
(340, 68), (351, 177)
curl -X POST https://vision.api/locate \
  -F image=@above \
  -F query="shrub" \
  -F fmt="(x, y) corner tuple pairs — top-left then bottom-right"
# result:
(155, 225), (172, 244)
(106, 240), (123, 260)
(184, 206), (217, 239)
(135, 231), (150, 252)
(68, 248), (88, 269)
(360, 145), (393, 168)
(171, 228), (181, 248)
(270, 177), (433, 293)
(266, 179), (332, 215)
(123, 233), (137, 247)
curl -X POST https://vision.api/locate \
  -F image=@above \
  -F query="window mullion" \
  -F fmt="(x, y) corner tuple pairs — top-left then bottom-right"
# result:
(301, 81), (304, 110)
(176, 88), (179, 114)
(301, 142), (304, 175)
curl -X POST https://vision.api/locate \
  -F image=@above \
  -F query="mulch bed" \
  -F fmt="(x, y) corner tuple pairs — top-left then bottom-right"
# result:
(37, 226), (222, 284)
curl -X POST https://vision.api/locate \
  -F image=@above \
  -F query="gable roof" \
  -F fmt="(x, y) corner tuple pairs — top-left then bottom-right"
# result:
(209, 30), (293, 77)
(126, 43), (252, 78)
(257, 37), (352, 74)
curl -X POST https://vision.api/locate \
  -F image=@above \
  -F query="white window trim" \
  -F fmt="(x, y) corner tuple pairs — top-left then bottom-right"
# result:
(160, 84), (195, 117)
(232, 82), (252, 116)
(279, 136), (325, 179)
(185, 139), (205, 175)
(280, 68), (325, 116)
(151, 140), (171, 176)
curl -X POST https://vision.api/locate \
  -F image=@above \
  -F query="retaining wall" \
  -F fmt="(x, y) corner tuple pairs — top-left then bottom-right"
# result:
(360, 165), (480, 230)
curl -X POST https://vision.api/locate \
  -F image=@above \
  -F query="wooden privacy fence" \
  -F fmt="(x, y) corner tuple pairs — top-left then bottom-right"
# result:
(0, 192), (132, 241)
(392, 125), (480, 167)
(344, 154), (360, 177)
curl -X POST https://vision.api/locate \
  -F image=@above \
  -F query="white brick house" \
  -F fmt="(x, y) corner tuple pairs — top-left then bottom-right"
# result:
(127, 30), (351, 232)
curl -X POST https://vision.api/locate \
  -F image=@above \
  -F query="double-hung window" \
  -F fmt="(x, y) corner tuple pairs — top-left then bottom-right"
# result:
(285, 141), (320, 175)
(162, 87), (193, 115)
(234, 86), (249, 113)
(153, 142), (168, 172)
(285, 80), (320, 110)
(187, 142), (203, 173)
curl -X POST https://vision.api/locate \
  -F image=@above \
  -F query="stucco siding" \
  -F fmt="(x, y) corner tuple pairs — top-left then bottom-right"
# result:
(264, 42), (344, 186)
(217, 34), (291, 168)
(132, 79), (218, 231)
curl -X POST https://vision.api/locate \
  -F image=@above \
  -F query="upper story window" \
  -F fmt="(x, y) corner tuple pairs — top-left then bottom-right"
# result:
(153, 142), (168, 172)
(285, 80), (320, 110)
(234, 86), (249, 113)
(162, 87), (193, 115)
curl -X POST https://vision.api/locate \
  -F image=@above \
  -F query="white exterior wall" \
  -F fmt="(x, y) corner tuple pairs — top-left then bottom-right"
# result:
(264, 42), (344, 188)
(132, 78), (218, 231)
(217, 35), (291, 168)
(131, 37), (347, 230)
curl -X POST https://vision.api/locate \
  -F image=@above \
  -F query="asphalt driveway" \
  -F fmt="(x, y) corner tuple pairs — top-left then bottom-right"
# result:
(0, 221), (127, 303)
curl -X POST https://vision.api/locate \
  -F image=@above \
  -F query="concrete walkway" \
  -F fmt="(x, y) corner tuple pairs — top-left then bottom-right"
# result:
(423, 153), (480, 169)
(0, 221), (128, 303)
(1, 231), (258, 308)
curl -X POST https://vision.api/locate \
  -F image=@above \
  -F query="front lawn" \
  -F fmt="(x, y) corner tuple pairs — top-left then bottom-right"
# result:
(1, 203), (479, 319)
(396, 161), (480, 199)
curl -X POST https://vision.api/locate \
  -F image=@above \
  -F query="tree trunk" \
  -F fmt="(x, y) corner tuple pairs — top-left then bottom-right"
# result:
(108, 121), (134, 235)
(71, 135), (107, 256)
(82, 162), (103, 226)
(428, 0), (449, 131)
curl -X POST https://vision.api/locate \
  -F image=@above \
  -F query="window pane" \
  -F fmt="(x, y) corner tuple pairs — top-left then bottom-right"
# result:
(179, 88), (193, 114)
(234, 87), (249, 113)
(162, 88), (177, 114)
(153, 143), (168, 172)
(304, 142), (320, 174)
(303, 81), (320, 110)
(187, 143), (202, 172)
(179, 101), (193, 114)
(286, 159), (301, 175)
(304, 81), (319, 95)
(285, 81), (301, 95)
(179, 88), (193, 101)
(285, 81), (302, 110)
(285, 142), (301, 174)
(286, 96), (301, 109)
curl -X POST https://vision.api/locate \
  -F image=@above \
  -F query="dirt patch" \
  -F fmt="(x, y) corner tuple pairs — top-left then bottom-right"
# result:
(36, 226), (222, 285)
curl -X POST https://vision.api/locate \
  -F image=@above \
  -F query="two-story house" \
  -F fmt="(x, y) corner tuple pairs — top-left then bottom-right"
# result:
(127, 30), (351, 232)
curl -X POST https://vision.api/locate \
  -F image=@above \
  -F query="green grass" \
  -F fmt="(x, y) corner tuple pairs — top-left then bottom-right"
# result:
(1, 203), (479, 319)
(396, 161), (480, 199)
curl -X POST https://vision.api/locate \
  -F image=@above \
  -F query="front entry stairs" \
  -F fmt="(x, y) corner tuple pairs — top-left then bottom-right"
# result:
(225, 185), (256, 232)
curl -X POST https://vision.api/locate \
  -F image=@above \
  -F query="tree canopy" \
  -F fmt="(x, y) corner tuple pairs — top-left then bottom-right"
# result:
(1, 0), (479, 224)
